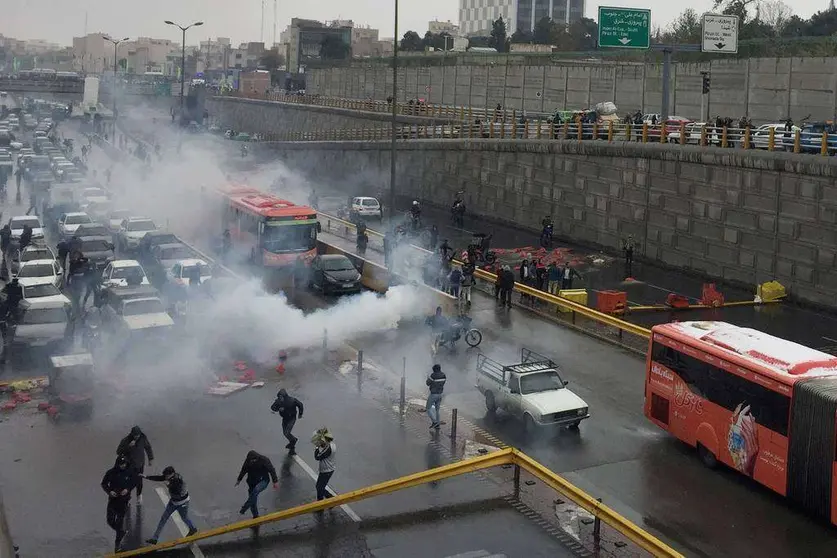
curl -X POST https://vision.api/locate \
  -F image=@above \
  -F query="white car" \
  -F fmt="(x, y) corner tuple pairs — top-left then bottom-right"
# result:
(476, 350), (590, 430)
(21, 283), (70, 305)
(751, 123), (801, 150)
(101, 259), (150, 287)
(117, 217), (157, 251)
(351, 196), (383, 220)
(15, 259), (63, 289)
(81, 187), (109, 208)
(14, 299), (70, 347)
(9, 141), (23, 151)
(166, 259), (212, 287)
(58, 212), (92, 239)
(9, 216), (45, 241)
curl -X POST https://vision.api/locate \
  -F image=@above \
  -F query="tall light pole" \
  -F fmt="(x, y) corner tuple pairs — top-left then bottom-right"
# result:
(164, 20), (204, 112)
(103, 36), (129, 122)
(389, 0), (399, 220)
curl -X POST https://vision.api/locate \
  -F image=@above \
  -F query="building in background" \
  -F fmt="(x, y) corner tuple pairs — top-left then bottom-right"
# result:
(229, 42), (266, 70)
(238, 69), (271, 94)
(125, 37), (177, 74)
(285, 19), (352, 73)
(72, 33), (178, 74)
(428, 20), (460, 35)
(459, 0), (585, 36)
(199, 37), (231, 71)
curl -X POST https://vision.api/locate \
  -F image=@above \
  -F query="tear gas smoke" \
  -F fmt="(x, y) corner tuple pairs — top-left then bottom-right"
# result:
(80, 104), (431, 403)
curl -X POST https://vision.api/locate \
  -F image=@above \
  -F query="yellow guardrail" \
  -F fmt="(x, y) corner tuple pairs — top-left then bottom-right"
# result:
(110, 447), (682, 558)
(315, 210), (651, 341)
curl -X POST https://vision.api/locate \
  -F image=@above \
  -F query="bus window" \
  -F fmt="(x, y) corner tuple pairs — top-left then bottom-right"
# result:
(652, 341), (790, 436)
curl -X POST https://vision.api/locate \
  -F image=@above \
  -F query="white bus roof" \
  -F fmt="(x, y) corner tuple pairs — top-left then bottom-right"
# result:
(655, 321), (837, 380)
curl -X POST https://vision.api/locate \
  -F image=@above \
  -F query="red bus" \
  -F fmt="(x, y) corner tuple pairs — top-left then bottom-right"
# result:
(217, 185), (318, 268)
(644, 321), (837, 523)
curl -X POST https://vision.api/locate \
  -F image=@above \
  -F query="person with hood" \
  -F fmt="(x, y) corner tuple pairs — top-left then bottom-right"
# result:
(236, 450), (279, 518)
(499, 265), (515, 308)
(312, 428), (337, 501)
(270, 388), (304, 455)
(117, 426), (154, 505)
(425, 364), (446, 430)
(101, 455), (139, 552)
(143, 466), (198, 545)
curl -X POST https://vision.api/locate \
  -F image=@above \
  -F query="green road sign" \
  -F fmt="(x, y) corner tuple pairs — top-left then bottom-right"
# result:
(598, 6), (651, 49)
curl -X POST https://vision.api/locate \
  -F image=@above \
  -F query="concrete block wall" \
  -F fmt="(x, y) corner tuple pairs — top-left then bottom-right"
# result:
(205, 97), (455, 136)
(307, 56), (837, 123)
(269, 140), (837, 307)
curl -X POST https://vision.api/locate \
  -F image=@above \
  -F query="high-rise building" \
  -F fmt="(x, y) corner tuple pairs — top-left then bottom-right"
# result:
(459, 0), (585, 36)
(428, 20), (459, 35)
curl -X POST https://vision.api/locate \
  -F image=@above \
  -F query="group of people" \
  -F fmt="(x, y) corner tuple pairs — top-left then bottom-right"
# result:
(101, 388), (338, 552)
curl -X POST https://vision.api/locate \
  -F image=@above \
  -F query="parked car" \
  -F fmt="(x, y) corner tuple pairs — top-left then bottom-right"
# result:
(15, 259), (63, 289)
(57, 212), (92, 239)
(8, 245), (56, 277)
(101, 259), (150, 288)
(116, 217), (157, 252)
(350, 197), (383, 220)
(308, 254), (362, 295)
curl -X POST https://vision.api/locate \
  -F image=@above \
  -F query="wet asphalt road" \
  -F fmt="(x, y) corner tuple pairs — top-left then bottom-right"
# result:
(21, 109), (837, 557)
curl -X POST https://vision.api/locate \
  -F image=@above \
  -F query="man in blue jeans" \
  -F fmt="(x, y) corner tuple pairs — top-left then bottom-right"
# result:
(143, 466), (198, 545)
(425, 364), (446, 430)
(235, 450), (279, 518)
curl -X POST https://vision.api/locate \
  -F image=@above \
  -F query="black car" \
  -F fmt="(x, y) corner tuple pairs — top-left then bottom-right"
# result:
(308, 254), (362, 295)
(78, 236), (115, 269)
(138, 231), (180, 262)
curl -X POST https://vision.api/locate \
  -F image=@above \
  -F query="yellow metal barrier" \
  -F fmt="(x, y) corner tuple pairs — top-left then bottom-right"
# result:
(110, 447), (683, 558)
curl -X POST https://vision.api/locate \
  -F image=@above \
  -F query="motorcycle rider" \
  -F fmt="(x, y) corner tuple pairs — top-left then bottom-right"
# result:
(438, 239), (453, 261)
(540, 216), (554, 247)
(451, 192), (465, 228)
(425, 306), (450, 354)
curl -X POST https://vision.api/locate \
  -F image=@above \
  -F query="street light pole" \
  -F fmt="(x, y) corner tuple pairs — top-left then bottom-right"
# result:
(103, 36), (129, 123)
(389, 0), (399, 220)
(164, 20), (204, 114)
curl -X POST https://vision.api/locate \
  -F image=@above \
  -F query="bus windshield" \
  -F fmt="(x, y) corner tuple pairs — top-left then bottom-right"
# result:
(262, 223), (317, 253)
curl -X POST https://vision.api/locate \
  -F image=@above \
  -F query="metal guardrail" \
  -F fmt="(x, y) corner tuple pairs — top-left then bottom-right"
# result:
(233, 118), (833, 155)
(110, 447), (682, 558)
(315, 210), (651, 344)
(218, 90), (537, 122)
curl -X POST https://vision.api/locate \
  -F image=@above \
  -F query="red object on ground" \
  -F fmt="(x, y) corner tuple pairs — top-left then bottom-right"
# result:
(2, 402), (16, 412)
(597, 290), (627, 314)
(14, 393), (32, 403)
(238, 369), (257, 383)
(700, 283), (725, 307)
(37, 402), (50, 411)
(234, 361), (248, 371)
(275, 363), (286, 375)
(46, 406), (60, 418)
(666, 293), (691, 309)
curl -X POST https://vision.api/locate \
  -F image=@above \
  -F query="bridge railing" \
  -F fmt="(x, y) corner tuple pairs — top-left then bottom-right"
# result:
(239, 120), (830, 154)
(217, 90), (541, 121)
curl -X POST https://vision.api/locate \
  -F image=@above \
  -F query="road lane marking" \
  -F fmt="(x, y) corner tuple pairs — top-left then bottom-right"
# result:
(153, 486), (206, 558)
(290, 454), (362, 522)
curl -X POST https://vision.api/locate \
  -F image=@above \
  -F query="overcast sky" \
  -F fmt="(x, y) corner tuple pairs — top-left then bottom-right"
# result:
(0, 0), (829, 46)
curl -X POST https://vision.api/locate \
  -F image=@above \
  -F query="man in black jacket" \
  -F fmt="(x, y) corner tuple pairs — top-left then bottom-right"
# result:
(235, 450), (278, 518)
(425, 364), (446, 430)
(116, 425), (154, 506)
(143, 466), (198, 545)
(271, 388), (304, 455)
(101, 455), (139, 552)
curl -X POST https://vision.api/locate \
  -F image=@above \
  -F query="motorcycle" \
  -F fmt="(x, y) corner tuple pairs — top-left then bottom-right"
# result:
(540, 224), (554, 249)
(435, 315), (482, 352)
(451, 201), (465, 228)
(468, 233), (497, 265)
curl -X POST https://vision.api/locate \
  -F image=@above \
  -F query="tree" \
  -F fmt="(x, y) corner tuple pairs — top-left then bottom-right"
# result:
(779, 14), (809, 37)
(400, 31), (423, 51)
(668, 9), (702, 43)
(568, 17), (598, 50)
(806, 8), (837, 36)
(320, 35), (351, 60)
(490, 17), (508, 52)
(533, 17), (554, 44)
(468, 36), (492, 48)
(510, 29), (533, 43)
(258, 48), (285, 84)
(759, 0), (792, 34)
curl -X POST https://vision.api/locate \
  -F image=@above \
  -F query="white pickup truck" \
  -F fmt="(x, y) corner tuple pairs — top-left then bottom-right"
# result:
(476, 349), (589, 431)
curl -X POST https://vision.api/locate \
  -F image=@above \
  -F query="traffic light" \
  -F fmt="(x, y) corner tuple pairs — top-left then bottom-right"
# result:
(701, 73), (711, 95)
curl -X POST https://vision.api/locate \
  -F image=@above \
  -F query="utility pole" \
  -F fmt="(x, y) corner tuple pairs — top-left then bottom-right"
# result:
(164, 20), (204, 111)
(261, 0), (265, 43)
(389, 0), (399, 218)
(273, 0), (278, 47)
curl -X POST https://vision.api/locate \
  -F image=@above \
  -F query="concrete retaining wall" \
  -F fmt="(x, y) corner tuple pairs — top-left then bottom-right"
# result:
(307, 57), (837, 123)
(267, 140), (837, 306)
(206, 97), (454, 135)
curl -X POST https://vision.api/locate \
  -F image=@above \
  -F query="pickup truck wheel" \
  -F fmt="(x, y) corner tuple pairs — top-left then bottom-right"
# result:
(697, 443), (718, 469)
(484, 392), (496, 414)
(568, 421), (581, 430)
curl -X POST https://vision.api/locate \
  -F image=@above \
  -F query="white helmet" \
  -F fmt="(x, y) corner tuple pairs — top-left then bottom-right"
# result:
(412, 200), (419, 206)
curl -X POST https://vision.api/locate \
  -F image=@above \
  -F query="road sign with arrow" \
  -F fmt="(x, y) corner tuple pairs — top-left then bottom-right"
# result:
(702, 14), (738, 53)
(598, 6), (651, 50)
